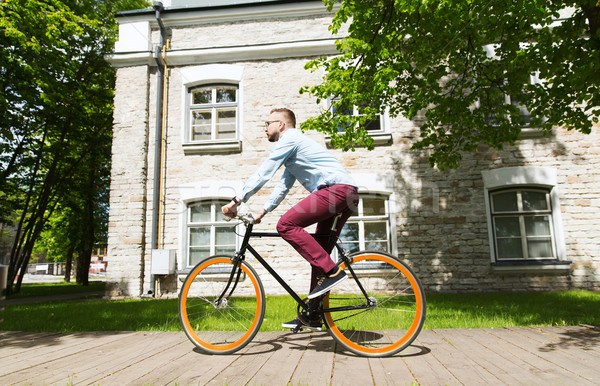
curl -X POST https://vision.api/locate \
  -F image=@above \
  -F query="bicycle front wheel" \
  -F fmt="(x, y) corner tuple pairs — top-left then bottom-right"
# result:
(323, 251), (426, 357)
(179, 255), (265, 355)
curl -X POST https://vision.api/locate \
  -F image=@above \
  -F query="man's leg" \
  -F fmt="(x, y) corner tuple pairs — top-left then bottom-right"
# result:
(310, 206), (356, 291)
(277, 185), (358, 290)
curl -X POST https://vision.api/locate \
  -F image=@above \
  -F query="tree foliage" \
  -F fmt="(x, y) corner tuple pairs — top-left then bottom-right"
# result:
(301, 0), (600, 169)
(0, 0), (149, 293)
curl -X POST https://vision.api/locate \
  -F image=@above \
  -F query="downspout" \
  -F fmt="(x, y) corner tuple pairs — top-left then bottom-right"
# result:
(148, 1), (169, 296)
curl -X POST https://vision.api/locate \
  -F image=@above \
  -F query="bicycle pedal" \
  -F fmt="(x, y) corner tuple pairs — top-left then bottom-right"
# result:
(290, 326), (322, 333)
(304, 326), (323, 332)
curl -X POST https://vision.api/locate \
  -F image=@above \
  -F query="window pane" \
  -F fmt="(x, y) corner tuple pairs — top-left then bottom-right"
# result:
(215, 246), (236, 255)
(190, 203), (212, 223)
(363, 117), (381, 131)
(497, 238), (523, 259)
(365, 241), (388, 252)
(189, 228), (210, 246)
(494, 217), (521, 237)
(216, 109), (236, 139)
(524, 216), (551, 236)
(522, 191), (548, 211)
(362, 197), (386, 216)
(527, 238), (554, 258)
(492, 192), (518, 212)
(340, 242), (360, 254)
(191, 110), (212, 141)
(364, 221), (387, 242)
(340, 223), (359, 243)
(215, 226), (236, 246)
(192, 88), (212, 104)
(189, 247), (210, 266)
(216, 87), (236, 103)
(510, 97), (532, 125)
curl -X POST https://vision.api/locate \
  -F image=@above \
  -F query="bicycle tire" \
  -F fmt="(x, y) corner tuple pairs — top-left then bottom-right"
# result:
(179, 255), (265, 355)
(322, 251), (426, 357)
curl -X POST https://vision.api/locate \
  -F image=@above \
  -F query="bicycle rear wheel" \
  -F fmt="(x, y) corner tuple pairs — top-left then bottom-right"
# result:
(323, 251), (426, 357)
(179, 255), (265, 355)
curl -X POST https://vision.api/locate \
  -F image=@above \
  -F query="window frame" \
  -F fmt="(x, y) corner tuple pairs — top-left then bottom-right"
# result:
(325, 98), (392, 147)
(337, 193), (393, 258)
(180, 64), (244, 155)
(187, 83), (239, 143)
(185, 198), (238, 268)
(490, 188), (557, 262)
(480, 44), (546, 136)
(481, 167), (570, 273)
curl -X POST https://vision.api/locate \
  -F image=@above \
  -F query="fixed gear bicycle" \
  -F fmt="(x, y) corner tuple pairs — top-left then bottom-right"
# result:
(178, 213), (426, 357)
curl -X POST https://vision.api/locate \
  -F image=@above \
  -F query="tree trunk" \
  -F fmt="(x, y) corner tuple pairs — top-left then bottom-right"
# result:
(64, 246), (74, 282)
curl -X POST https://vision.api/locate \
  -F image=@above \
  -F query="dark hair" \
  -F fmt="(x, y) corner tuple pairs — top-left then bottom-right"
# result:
(270, 108), (296, 128)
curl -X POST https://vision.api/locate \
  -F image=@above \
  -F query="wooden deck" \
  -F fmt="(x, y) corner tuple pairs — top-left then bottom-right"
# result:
(1, 325), (599, 385)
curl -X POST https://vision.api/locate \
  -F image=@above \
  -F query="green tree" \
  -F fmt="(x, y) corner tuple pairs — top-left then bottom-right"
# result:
(0, 0), (149, 294)
(301, 0), (599, 169)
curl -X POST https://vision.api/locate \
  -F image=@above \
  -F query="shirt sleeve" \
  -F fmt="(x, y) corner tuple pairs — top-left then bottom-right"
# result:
(239, 137), (295, 203)
(264, 169), (296, 212)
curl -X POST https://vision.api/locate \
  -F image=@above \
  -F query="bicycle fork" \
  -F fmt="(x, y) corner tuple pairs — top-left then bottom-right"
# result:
(213, 253), (245, 308)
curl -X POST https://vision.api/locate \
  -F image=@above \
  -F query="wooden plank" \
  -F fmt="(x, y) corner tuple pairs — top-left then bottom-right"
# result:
(202, 331), (282, 385)
(70, 332), (180, 385)
(0, 332), (69, 358)
(165, 339), (248, 385)
(487, 327), (598, 384)
(289, 332), (336, 385)
(474, 328), (587, 385)
(0, 332), (134, 379)
(436, 329), (534, 385)
(62, 332), (188, 385)
(249, 331), (315, 385)
(369, 356), (416, 386)
(0, 331), (128, 369)
(536, 326), (600, 355)
(0, 331), (141, 385)
(417, 329), (501, 385)
(330, 347), (374, 386)
(400, 331), (460, 385)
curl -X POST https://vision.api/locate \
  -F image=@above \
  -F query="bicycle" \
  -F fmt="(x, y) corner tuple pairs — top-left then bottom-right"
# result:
(178, 213), (426, 357)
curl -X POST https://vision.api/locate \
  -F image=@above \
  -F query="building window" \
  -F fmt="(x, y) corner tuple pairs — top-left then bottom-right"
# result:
(186, 199), (237, 267)
(326, 98), (392, 146)
(490, 189), (556, 261)
(480, 44), (544, 134)
(481, 167), (570, 273)
(188, 84), (238, 142)
(180, 64), (244, 154)
(339, 194), (391, 254)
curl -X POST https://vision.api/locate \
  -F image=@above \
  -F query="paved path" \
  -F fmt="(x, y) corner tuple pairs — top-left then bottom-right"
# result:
(1, 325), (599, 385)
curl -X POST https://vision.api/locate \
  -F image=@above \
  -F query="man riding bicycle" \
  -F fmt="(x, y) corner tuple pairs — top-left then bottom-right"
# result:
(221, 108), (359, 330)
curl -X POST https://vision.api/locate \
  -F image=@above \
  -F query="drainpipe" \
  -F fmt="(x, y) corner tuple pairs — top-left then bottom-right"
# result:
(148, 1), (168, 297)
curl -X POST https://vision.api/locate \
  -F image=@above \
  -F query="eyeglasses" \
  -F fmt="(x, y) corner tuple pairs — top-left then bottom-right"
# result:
(265, 120), (282, 128)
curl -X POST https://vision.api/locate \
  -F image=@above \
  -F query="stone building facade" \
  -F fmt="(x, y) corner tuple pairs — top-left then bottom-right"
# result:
(106, 0), (599, 298)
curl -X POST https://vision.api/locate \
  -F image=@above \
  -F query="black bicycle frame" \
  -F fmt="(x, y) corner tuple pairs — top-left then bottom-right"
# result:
(218, 221), (372, 314)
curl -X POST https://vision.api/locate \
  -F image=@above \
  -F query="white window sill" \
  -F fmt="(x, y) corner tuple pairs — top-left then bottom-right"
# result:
(491, 260), (571, 274)
(518, 127), (548, 139)
(325, 132), (392, 148)
(183, 139), (242, 155)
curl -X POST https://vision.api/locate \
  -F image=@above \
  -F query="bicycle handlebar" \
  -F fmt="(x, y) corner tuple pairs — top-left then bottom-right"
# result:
(225, 212), (255, 225)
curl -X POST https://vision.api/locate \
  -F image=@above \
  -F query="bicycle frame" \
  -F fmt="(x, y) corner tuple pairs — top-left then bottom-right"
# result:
(217, 219), (371, 316)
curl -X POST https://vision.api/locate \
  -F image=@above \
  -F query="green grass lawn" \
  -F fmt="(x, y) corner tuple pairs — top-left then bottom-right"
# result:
(2, 283), (599, 333)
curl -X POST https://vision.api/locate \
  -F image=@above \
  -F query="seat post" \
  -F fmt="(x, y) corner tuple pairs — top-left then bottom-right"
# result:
(326, 212), (344, 253)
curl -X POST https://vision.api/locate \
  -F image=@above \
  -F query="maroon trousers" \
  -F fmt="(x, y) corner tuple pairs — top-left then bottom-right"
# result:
(276, 184), (359, 291)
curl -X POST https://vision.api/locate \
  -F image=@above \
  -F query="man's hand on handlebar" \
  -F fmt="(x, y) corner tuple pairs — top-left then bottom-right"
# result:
(221, 198), (266, 224)
(222, 199), (238, 219)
